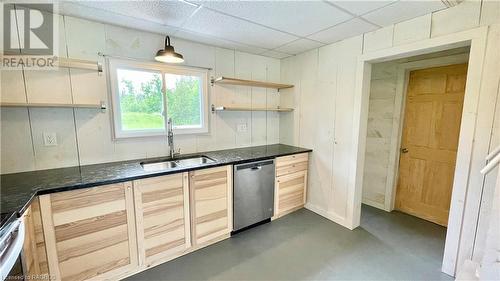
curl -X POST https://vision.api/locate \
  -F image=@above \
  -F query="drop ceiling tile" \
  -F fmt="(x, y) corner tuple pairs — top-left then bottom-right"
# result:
(199, 1), (352, 36)
(183, 8), (298, 49)
(328, 1), (396, 16)
(308, 18), (378, 44)
(60, 2), (178, 35)
(75, 0), (198, 27)
(275, 39), (324, 55)
(260, 50), (293, 59)
(362, 0), (447, 26)
(175, 29), (269, 55)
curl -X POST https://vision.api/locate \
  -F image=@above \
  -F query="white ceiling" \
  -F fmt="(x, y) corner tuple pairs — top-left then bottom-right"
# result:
(57, 0), (452, 59)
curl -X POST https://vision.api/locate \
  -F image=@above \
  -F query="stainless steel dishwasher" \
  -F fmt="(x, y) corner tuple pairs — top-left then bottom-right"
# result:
(233, 159), (275, 232)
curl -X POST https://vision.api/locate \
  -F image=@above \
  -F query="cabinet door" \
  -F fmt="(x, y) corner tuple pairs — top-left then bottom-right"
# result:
(275, 153), (309, 177)
(39, 182), (138, 281)
(189, 166), (232, 247)
(274, 170), (308, 218)
(22, 198), (49, 280)
(23, 206), (41, 278)
(133, 173), (190, 266)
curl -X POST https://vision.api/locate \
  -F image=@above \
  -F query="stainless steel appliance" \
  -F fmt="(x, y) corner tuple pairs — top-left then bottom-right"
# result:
(0, 217), (25, 280)
(233, 159), (275, 232)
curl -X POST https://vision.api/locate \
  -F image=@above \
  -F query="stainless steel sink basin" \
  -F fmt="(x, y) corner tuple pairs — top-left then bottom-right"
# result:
(177, 156), (215, 166)
(141, 160), (178, 172)
(140, 156), (215, 171)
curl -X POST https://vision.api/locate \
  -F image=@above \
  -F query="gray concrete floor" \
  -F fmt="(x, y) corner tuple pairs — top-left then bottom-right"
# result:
(126, 205), (453, 280)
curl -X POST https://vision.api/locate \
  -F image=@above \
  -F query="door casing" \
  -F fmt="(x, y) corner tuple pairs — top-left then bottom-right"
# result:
(349, 26), (490, 277)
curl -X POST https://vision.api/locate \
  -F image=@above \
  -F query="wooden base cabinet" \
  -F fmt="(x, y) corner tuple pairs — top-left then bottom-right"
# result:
(189, 166), (233, 247)
(39, 182), (138, 281)
(22, 198), (49, 280)
(274, 153), (309, 218)
(133, 173), (191, 267)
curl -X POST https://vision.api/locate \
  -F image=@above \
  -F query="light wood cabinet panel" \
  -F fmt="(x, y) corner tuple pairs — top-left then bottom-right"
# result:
(274, 153), (309, 219)
(29, 197), (50, 276)
(276, 153), (309, 177)
(189, 166), (232, 247)
(22, 205), (41, 279)
(133, 173), (191, 267)
(22, 198), (50, 280)
(39, 182), (138, 281)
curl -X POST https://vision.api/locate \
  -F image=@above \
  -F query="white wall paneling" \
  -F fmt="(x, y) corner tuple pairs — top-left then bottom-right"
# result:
(0, 70), (27, 103)
(455, 23), (500, 273)
(0, 108), (35, 174)
(393, 14), (431, 46)
(480, 0), (500, 26)
(430, 0), (481, 38)
(351, 27), (489, 277)
(30, 108), (80, 170)
(1, 13), (282, 174)
(363, 25), (394, 53)
(281, 1), (497, 276)
(362, 61), (397, 210)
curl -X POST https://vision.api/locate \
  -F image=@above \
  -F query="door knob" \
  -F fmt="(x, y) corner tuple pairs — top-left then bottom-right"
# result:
(401, 148), (409, 153)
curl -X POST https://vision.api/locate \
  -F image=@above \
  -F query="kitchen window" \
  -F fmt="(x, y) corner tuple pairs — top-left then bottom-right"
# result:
(108, 59), (209, 138)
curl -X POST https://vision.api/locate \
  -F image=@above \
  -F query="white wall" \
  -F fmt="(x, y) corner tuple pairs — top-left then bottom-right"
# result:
(280, 0), (500, 270)
(0, 15), (282, 174)
(362, 62), (398, 209)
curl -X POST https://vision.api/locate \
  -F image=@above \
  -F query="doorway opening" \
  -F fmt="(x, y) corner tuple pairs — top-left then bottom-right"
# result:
(360, 47), (470, 274)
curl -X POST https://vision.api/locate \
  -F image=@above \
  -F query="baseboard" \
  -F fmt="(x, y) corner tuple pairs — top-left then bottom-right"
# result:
(362, 198), (387, 211)
(304, 203), (350, 229)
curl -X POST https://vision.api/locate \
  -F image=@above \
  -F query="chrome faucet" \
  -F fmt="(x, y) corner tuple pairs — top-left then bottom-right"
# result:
(167, 118), (180, 159)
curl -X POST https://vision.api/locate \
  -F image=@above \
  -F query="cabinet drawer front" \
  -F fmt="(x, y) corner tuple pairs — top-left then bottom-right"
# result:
(134, 173), (189, 265)
(40, 182), (138, 281)
(276, 153), (309, 177)
(190, 166), (232, 246)
(276, 171), (307, 215)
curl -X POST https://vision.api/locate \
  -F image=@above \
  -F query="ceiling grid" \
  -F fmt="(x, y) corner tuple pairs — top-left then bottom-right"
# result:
(57, 0), (450, 59)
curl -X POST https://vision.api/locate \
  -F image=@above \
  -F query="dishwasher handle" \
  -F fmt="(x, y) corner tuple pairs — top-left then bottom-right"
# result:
(235, 159), (274, 171)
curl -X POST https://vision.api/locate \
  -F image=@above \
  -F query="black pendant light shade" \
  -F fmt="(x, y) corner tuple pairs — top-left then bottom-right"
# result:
(155, 36), (184, 63)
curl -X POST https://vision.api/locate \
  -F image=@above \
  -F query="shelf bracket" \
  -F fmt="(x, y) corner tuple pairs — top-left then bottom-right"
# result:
(210, 77), (215, 86)
(100, 101), (107, 112)
(97, 62), (103, 76)
(211, 104), (215, 114)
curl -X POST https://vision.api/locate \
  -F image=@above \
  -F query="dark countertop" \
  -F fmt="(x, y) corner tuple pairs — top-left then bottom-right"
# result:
(0, 144), (311, 227)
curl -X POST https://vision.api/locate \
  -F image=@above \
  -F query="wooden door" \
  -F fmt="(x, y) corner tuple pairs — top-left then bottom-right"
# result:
(133, 173), (191, 266)
(395, 63), (467, 226)
(39, 182), (138, 281)
(189, 165), (232, 247)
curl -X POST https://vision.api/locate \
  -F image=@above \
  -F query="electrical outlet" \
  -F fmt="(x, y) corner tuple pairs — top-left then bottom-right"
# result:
(237, 123), (247, 133)
(43, 132), (57, 146)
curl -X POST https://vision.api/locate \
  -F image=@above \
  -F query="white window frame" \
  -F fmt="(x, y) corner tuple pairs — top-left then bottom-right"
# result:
(108, 58), (209, 139)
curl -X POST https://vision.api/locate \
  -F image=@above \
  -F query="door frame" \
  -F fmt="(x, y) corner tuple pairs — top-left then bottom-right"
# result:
(385, 53), (470, 212)
(348, 26), (489, 276)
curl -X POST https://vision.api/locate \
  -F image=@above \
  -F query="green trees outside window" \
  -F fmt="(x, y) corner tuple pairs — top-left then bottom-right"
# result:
(117, 69), (202, 131)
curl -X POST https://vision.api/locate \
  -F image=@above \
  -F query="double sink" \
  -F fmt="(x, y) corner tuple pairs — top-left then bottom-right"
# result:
(140, 156), (215, 172)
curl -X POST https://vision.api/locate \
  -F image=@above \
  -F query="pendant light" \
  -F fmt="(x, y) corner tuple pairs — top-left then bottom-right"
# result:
(155, 36), (184, 63)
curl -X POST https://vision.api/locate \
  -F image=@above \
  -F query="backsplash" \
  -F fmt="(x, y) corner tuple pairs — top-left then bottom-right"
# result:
(0, 15), (282, 174)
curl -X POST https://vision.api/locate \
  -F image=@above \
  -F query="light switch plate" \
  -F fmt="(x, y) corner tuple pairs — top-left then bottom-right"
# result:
(43, 132), (58, 146)
(237, 123), (247, 133)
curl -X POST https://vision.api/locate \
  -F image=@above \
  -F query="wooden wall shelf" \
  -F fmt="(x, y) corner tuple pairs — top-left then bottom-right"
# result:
(56, 57), (103, 74)
(211, 76), (293, 91)
(0, 101), (107, 110)
(211, 105), (293, 113)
